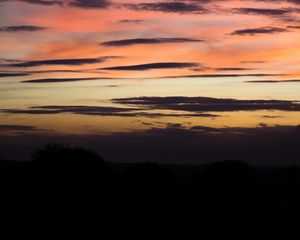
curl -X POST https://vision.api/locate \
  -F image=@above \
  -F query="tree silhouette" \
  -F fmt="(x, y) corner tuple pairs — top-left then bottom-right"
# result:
(31, 143), (116, 239)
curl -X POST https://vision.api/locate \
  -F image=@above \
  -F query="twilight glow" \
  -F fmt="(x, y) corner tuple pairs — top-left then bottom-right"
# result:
(1, 0), (300, 163)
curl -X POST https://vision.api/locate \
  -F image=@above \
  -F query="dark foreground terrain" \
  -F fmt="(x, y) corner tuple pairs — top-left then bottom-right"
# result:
(0, 143), (300, 240)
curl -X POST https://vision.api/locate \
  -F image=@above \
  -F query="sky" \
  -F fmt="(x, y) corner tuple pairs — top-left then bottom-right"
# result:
(1, 0), (300, 164)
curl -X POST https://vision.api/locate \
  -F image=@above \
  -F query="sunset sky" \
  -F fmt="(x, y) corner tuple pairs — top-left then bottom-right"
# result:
(1, 0), (300, 163)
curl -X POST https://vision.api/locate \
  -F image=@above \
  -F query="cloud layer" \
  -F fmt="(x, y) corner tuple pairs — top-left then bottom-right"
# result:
(3, 96), (300, 118)
(113, 96), (300, 112)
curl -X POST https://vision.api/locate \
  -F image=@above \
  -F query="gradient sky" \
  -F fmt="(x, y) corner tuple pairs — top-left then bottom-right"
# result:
(1, 0), (300, 163)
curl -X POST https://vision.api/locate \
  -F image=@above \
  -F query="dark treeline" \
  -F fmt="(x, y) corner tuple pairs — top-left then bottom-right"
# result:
(0, 143), (300, 239)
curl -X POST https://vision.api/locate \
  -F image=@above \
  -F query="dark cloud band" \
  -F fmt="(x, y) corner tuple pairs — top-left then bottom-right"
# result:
(101, 37), (203, 46)
(112, 96), (300, 112)
(1, 105), (218, 118)
(232, 8), (290, 16)
(69, 0), (110, 8)
(247, 79), (300, 83)
(13, 0), (110, 8)
(0, 125), (45, 131)
(22, 77), (103, 83)
(3, 57), (117, 68)
(126, 2), (206, 14)
(0, 25), (46, 32)
(0, 72), (30, 77)
(101, 62), (198, 71)
(161, 73), (284, 78)
(214, 68), (256, 71)
(230, 27), (288, 35)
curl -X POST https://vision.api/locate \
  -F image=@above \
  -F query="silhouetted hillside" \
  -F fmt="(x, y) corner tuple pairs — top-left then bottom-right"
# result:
(0, 143), (300, 239)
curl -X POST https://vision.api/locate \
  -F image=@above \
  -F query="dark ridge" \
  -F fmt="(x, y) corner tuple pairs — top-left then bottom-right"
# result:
(0, 143), (300, 239)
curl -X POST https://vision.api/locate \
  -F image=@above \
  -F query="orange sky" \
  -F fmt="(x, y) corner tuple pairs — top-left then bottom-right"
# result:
(1, 0), (300, 79)
(1, 0), (300, 136)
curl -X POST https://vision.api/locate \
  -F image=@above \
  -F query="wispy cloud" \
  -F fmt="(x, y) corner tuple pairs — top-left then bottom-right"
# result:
(3, 57), (118, 68)
(101, 62), (198, 71)
(0, 72), (30, 77)
(0, 124), (46, 132)
(232, 8), (290, 16)
(1, 105), (218, 118)
(15, 0), (63, 6)
(119, 19), (145, 24)
(161, 73), (284, 78)
(214, 68), (256, 71)
(230, 27), (288, 35)
(101, 38), (203, 46)
(21, 77), (105, 83)
(13, 0), (111, 8)
(68, 0), (111, 9)
(288, 0), (300, 4)
(0, 25), (47, 32)
(240, 61), (266, 64)
(287, 25), (300, 29)
(246, 79), (300, 83)
(126, 1), (206, 14)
